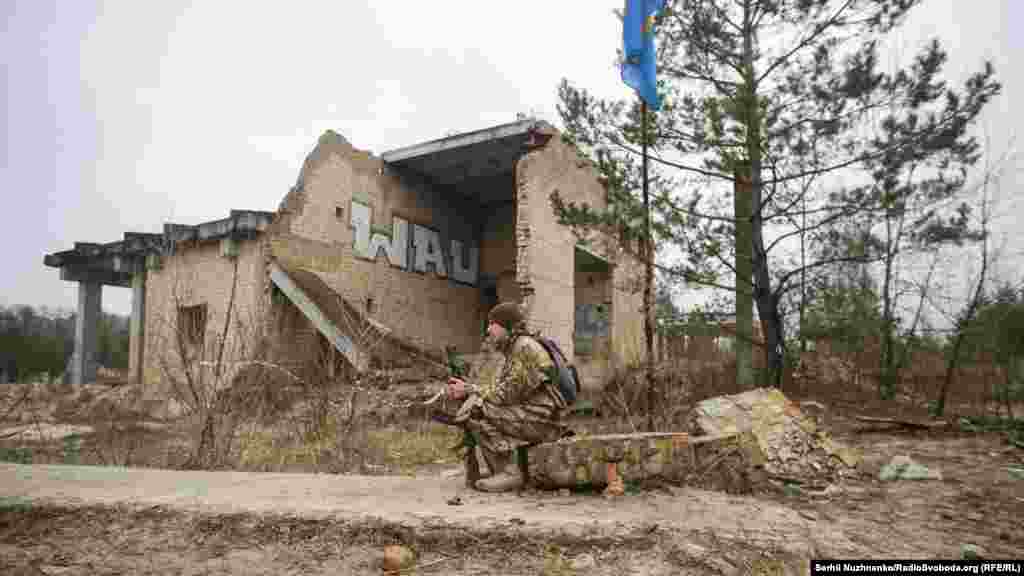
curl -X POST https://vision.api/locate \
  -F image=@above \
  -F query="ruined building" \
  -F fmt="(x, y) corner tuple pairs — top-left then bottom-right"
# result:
(44, 120), (646, 391)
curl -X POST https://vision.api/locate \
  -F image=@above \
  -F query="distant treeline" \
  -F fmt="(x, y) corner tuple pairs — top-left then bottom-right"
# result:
(0, 305), (130, 383)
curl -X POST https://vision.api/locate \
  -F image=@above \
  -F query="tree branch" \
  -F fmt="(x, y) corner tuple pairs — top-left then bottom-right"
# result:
(755, 0), (857, 86)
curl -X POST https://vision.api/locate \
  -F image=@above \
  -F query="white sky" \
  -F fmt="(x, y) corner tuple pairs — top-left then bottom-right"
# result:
(2, 0), (1021, 319)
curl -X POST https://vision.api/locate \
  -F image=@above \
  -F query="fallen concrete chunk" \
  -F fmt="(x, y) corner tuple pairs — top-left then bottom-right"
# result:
(879, 455), (943, 481)
(0, 423), (93, 441)
(528, 430), (767, 493)
(381, 544), (416, 572)
(689, 387), (860, 482)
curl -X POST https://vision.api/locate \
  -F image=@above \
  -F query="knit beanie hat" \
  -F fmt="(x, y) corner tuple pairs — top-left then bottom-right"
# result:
(487, 302), (526, 332)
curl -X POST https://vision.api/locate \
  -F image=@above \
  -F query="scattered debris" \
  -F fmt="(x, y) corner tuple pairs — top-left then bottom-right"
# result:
(603, 462), (625, 498)
(445, 496), (462, 506)
(381, 544), (416, 573)
(0, 423), (94, 441)
(879, 455), (943, 481)
(689, 388), (861, 483)
(961, 544), (985, 560)
(854, 416), (947, 432)
(1005, 466), (1024, 481)
(799, 400), (827, 413)
(570, 553), (597, 570)
(798, 510), (818, 521)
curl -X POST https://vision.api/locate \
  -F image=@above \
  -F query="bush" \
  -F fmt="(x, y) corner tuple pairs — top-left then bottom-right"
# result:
(0, 446), (33, 464)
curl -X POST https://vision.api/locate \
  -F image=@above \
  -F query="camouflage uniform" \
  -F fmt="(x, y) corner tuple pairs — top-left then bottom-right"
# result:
(442, 331), (570, 456)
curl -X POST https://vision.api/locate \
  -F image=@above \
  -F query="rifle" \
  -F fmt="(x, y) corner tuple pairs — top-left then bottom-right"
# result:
(440, 346), (483, 486)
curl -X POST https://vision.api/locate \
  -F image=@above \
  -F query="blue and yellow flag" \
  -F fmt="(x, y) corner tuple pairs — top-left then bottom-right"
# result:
(621, 0), (665, 110)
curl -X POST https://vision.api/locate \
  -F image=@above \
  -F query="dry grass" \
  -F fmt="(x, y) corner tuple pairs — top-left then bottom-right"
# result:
(0, 377), (466, 476)
(363, 422), (462, 473)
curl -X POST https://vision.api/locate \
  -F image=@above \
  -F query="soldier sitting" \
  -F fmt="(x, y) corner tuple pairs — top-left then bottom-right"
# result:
(442, 302), (572, 492)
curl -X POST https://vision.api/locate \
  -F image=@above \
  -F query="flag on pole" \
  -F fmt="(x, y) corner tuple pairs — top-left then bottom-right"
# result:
(621, 0), (665, 110)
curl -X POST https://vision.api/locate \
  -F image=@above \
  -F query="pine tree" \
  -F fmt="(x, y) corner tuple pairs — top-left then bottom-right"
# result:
(552, 0), (1000, 386)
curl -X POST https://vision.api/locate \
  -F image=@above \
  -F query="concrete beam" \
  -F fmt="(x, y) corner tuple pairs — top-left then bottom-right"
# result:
(71, 282), (102, 386)
(129, 270), (146, 384)
(60, 266), (132, 288)
(164, 211), (275, 246)
(268, 263), (366, 371)
(44, 235), (158, 270)
(381, 120), (541, 163)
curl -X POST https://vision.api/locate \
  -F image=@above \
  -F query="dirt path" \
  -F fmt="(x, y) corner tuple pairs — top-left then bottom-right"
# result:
(2, 463), (827, 548)
(2, 429), (1023, 574)
(4, 455), (1018, 568)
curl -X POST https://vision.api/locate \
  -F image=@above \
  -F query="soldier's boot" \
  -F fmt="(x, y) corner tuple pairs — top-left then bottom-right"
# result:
(464, 445), (493, 487)
(474, 450), (523, 493)
(475, 445), (495, 478)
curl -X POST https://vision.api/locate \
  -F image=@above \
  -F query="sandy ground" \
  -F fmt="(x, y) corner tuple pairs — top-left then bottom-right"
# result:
(2, 382), (1022, 574)
(2, 431), (1023, 575)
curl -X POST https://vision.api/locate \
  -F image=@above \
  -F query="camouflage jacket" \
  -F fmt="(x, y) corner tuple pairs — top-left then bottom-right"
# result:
(472, 332), (566, 409)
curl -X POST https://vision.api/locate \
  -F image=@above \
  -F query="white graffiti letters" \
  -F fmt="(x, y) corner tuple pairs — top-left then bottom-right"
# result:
(349, 200), (478, 286)
(349, 201), (409, 269)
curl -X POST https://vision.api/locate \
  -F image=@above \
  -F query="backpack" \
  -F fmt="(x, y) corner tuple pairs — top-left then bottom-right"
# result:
(532, 336), (580, 405)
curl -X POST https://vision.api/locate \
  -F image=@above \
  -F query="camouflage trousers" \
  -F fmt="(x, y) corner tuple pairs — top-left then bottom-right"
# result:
(434, 394), (568, 457)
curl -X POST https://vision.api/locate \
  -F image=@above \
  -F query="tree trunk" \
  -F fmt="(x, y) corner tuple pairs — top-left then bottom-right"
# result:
(937, 327), (965, 418)
(642, 103), (656, 431)
(742, 0), (784, 387)
(937, 176), (990, 417)
(881, 242), (897, 399)
(735, 169), (754, 390)
(936, 250), (987, 418)
(800, 188), (807, 355)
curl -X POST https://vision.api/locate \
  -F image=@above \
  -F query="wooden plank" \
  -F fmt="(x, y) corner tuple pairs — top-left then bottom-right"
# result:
(853, 416), (948, 431)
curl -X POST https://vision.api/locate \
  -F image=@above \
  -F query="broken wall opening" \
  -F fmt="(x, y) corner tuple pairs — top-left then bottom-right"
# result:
(574, 246), (612, 391)
(476, 185), (518, 337)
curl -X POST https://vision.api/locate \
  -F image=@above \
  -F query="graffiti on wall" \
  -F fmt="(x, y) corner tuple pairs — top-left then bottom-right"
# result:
(349, 201), (479, 286)
(575, 303), (609, 339)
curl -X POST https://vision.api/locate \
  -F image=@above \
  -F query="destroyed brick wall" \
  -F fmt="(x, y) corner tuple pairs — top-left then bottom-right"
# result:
(514, 130), (645, 374)
(139, 125), (647, 391)
(142, 236), (268, 390)
(269, 131), (490, 358)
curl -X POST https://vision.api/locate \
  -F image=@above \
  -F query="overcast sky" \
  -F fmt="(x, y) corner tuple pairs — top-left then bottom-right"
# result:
(2, 0), (1021, 318)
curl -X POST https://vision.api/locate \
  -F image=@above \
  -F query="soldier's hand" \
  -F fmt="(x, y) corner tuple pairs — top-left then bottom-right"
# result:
(446, 377), (469, 400)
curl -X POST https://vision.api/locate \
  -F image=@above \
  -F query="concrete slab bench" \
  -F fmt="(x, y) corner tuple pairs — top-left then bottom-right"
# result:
(523, 431), (768, 494)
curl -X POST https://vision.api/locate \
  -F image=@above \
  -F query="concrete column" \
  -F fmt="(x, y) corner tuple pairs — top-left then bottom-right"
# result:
(71, 281), (102, 385)
(129, 270), (146, 384)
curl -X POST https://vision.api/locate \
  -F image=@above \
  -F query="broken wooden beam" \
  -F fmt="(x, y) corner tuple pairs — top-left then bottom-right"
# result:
(854, 416), (948, 431)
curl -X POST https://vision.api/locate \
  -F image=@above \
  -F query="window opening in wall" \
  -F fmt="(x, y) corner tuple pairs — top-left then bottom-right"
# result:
(366, 297), (375, 314)
(177, 304), (208, 348)
(335, 206), (344, 219)
(574, 246), (611, 358)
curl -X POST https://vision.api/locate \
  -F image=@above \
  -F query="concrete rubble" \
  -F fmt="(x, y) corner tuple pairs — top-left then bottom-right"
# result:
(879, 455), (943, 481)
(689, 387), (861, 482)
(529, 430), (766, 494)
(527, 387), (859, 493)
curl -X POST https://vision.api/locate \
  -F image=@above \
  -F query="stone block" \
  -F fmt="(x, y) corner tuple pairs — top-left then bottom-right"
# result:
(689, 387), (860, 482)
(528, 430), (767, 494)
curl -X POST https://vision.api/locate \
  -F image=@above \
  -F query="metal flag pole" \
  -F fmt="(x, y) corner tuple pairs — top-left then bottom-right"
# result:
(641, 99), (655, 431)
